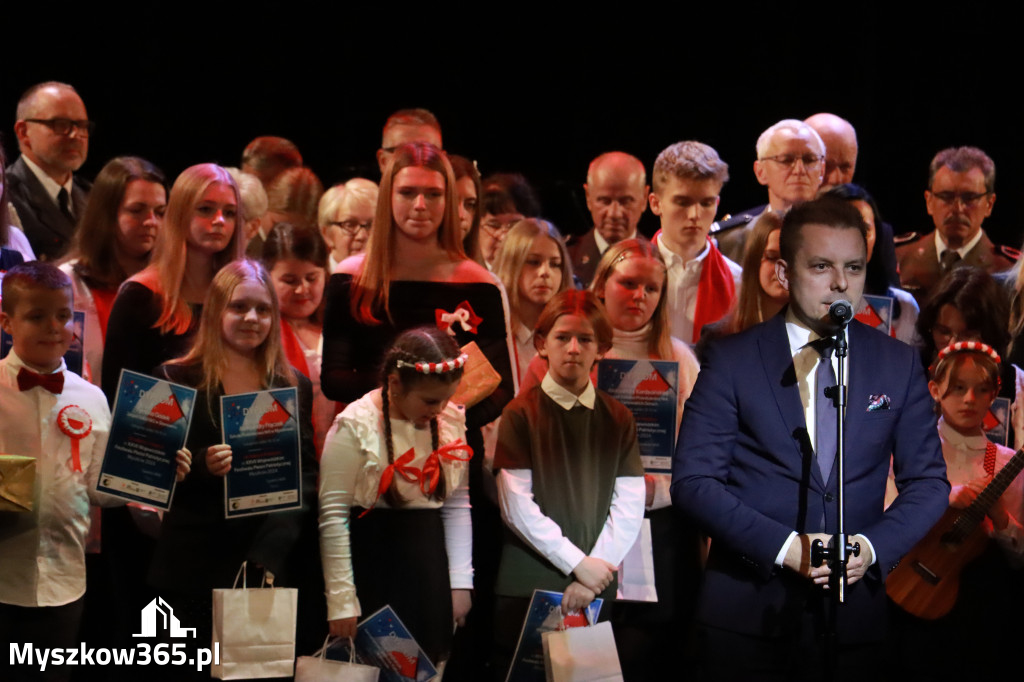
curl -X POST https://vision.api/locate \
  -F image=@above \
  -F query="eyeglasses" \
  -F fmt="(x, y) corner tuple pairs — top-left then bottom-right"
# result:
(480, 219), (515, 237)
(929, 191), (991, 208)
(329, 219), (372, 235)
(760, 154), (823, 171)
(24, 118), (94, 137)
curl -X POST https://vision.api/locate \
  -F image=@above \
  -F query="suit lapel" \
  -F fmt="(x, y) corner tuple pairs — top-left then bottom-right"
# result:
(11, 158), (76, 245)
(758, 315), (816, 468)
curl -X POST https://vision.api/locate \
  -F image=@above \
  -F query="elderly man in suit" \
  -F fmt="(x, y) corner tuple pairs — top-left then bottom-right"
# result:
(568, 152), (649, 287)
(8, 82), (92, 261)
(673, 197), (948, 680)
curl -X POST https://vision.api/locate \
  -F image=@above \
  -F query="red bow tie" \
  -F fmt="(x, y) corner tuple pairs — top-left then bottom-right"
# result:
(17, 367), (64, 394)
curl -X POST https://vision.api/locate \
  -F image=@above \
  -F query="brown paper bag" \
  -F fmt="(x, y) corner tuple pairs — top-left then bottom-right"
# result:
(0, 455), (36, 512)
(542, 621), (623, 682)
(451, 341), (501, 408)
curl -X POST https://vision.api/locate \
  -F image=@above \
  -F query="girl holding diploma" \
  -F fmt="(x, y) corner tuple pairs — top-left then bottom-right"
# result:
(149, 259), (317, 657)
(319, 326), (473, 666)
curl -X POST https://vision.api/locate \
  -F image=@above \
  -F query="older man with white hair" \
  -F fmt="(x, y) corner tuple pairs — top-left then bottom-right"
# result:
(714, 119), (825, 262)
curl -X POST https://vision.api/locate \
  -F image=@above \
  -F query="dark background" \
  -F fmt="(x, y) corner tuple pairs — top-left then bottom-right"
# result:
(4, 11), (1020, 248)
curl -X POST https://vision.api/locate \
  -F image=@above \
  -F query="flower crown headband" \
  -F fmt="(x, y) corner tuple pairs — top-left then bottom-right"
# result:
(935, 340), (1001, 365)
(396, 353), (469, 375)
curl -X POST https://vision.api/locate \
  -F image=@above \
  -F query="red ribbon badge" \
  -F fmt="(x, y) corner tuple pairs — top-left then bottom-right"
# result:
(57, 405), (92, 473)
(435, 301), (482, 336)
(420, 440), (474, 496)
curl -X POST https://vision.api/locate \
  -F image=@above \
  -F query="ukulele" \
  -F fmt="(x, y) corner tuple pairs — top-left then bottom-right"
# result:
(886, 444), (1024, 620)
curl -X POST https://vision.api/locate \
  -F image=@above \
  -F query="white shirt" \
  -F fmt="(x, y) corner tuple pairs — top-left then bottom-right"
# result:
(935, 228), (984, 262)
(497, 373), (645, 575)
(939, 417), (1024, 565)
(318, 391), (472, 620)
(21, 154), (75, 213)
(657, 235), (742, 343)
(513, 322), (536, 384)
(0, 351), (113, 607)
(4, 225), (37, 262)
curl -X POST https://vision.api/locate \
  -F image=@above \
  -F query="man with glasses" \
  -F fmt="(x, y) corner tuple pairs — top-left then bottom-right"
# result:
(569, 151), (650, 287)
(714, 119), (825, 263)
(8, 81), (92, 261)
(896, 146), (1018, 304)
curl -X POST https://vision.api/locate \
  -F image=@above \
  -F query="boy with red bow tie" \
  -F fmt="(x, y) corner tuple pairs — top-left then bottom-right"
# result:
(0, 262), (114, 678)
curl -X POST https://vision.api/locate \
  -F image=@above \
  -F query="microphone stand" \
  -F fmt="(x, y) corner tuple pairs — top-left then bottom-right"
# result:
(810, 302), (861, 679)
(811, 325), (861, 601)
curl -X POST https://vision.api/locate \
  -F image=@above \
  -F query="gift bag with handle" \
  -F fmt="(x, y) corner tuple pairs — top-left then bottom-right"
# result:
(294, 636), (378, 681)
(541, 620), (623, 682)
(211, 561), (298, 679)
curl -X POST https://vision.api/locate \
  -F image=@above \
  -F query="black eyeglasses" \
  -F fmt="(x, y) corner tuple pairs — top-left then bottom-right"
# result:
(329, 219), (372, 235)
(24, 118), (95, 137)
(929, 191), (991, 208)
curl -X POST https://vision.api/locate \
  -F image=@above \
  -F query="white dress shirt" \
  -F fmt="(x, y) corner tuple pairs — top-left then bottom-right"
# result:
(0, 351), (113, 607)
(497, 373), (646, 575)
(21, 154), (76, 213)
(657, 235), (742, 343)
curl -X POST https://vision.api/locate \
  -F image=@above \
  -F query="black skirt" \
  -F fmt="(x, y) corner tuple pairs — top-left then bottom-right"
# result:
(350, 506), (454, 664)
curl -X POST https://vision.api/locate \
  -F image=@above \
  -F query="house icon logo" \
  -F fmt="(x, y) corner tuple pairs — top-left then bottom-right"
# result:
(132, 597), (197, 638)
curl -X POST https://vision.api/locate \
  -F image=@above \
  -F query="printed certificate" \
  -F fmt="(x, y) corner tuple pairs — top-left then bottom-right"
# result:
(221, 387), (301, 518)
(597, 358), (679, 474)
(97, 370), (196, 509)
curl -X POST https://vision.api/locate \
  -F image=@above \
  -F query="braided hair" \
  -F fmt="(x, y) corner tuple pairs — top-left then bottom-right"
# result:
(379, 326), (465, 506)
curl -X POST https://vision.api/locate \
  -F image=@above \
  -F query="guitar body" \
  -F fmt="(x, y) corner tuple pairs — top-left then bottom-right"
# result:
(886, 506), (991, 620)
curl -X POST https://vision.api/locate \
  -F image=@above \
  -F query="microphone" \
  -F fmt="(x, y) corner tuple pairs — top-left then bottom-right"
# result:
(828, 300), (854, 327)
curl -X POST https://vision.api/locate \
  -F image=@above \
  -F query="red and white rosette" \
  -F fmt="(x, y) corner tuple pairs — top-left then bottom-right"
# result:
(57, 405), (92, 473)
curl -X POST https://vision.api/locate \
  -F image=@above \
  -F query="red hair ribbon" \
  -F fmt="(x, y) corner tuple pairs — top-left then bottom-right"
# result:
(420, 440), (474, 496)
(435, 301), (482, 335)
(359, 448), (421, 518)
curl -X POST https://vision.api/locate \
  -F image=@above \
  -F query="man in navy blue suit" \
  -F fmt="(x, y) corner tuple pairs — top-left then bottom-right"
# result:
(672, 198), (948, 680)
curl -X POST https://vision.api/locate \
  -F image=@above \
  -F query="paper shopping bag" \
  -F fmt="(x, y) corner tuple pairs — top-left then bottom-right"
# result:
(0, 455), (35, 512)
(542, 621), (623, 682)
(451, 341), (501, 408)
(295, 636), (378, 682)
(212, 562), (298, 679)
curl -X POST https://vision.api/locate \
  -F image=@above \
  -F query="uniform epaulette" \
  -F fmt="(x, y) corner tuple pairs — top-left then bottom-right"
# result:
(998, 244), (1021, 262)
(711, 210), (760, 234)
(893, 231), (922, 247)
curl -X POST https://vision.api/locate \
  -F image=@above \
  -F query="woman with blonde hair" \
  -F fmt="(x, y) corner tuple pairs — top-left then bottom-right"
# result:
(101, 163), (243, 401)
(318, 178), (377, 272)
(493, 218), (573, 380)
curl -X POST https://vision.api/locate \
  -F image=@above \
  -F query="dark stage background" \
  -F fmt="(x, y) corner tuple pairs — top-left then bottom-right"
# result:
(4, 13), (1021, 249)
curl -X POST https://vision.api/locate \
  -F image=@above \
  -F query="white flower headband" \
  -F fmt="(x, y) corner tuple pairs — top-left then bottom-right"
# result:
(396, 353), (469, 375)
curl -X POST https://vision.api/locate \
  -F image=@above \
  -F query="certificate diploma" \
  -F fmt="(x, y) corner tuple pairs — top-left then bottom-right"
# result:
(97, 370), (196, 509)
(597, 359), (679, 475)
(221, 387), (301, 518)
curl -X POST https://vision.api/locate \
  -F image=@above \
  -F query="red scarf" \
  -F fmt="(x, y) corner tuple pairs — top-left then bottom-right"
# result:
(692, 238), (736, 343)
(280, 321), (310, 378)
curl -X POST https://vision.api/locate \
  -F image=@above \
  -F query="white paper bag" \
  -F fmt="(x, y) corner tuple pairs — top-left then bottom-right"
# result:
(616, 518), (658, 602)
(295, 636), (379, 681)
(211, 562), (298, 679)
(542, 621), (623, 682)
